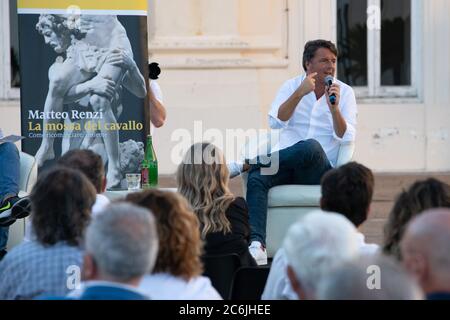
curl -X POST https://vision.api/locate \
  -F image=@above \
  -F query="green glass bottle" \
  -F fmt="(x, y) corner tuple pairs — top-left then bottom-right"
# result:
(141, 135), (158, 189)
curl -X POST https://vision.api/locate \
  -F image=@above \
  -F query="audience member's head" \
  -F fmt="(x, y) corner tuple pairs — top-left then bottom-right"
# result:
(320, 161), (374, 227)
(317, 254), (423, 300)
(400, 208), (450, 296)
(126, 190), (203, 280)
(83, 203), (158, 286)
(177, 142), (234, 238)
(30, 166), (96, 246)
(283, 210), (360, 299)
(383, 178), (450, 259)
(58, 149), (106, 193)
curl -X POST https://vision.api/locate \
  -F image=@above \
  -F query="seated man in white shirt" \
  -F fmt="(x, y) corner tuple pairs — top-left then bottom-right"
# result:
(247, 40), (357, 265)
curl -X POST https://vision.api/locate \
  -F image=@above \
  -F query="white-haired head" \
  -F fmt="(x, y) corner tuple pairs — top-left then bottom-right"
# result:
(283, 210), (360, 299)
(317, 254), (424, 300)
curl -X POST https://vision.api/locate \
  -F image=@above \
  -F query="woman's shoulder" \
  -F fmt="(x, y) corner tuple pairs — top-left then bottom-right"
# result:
(226, 197), (249, 217)
(229, 197), (248, 209)
(186, 276), (222, 300)
(139, 273), (222, 300)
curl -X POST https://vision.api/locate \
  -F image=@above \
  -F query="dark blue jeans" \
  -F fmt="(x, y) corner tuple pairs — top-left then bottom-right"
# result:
(0, 142), (20, 252)
(246, 139), (332, 245)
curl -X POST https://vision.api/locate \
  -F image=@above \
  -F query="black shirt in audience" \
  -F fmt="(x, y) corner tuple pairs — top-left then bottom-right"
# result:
(203, 197), (257, 266)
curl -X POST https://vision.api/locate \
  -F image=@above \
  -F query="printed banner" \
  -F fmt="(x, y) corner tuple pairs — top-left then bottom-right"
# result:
(18, 0), (150, 190)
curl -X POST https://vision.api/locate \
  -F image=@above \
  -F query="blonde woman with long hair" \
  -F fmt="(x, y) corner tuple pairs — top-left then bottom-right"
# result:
(177, 142), (256, 266)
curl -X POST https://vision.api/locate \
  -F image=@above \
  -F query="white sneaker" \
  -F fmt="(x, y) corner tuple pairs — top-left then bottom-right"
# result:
(249, 241), (268, 265)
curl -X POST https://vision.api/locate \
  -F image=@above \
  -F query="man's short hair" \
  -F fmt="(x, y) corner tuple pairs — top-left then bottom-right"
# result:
(58, 149), (105, 193)
(86, 203), (159, 281)
(302, 39), (338, 71)
(283, 210), (360, 296)
(321, 162), (374, 227)
(317, 254), (423, 300)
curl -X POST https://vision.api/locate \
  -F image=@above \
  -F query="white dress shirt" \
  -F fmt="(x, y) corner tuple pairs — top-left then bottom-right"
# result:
(91, 194), (110, 216)
(138, 272), (222, 300)
(355, 232), (380, 256)
(261, 248), (297, 300)
(268, 74), (357, 167)
(228, 161), (245, 179)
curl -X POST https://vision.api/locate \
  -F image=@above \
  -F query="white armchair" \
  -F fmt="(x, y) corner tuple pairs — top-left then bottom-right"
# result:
(18, 151), (38, 194)
(6, 151), (37, 251)
(241, 134), (355, 257)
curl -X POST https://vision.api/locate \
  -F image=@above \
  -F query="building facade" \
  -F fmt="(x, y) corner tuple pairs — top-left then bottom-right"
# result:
(1, 0), (449, 174)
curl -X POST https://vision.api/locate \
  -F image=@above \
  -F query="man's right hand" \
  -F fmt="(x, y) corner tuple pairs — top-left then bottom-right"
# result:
(88, 77), (116, 100)
(297, 72), (317, 97)
(277, 72), (318, 122)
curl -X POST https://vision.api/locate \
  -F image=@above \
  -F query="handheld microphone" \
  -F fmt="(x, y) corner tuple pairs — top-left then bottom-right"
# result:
(325, 75), (336, 105)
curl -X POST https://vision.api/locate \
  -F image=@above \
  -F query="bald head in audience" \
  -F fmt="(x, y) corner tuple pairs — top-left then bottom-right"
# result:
(401, 208), (450, 298)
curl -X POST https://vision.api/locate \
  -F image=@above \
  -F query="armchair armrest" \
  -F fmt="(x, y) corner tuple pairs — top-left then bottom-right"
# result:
(335, 142), (355, 167)
(19, 152), (38, 193)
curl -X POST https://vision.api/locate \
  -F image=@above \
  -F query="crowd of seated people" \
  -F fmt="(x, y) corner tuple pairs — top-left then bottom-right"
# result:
(1, 143), (450, 300)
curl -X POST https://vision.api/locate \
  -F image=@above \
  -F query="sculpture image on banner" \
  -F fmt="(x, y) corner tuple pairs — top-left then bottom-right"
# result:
(18, 2), (149, 190)
(35, 14), (146, 188)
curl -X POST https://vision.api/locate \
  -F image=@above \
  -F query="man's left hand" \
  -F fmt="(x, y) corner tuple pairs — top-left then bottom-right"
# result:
(326, 83), (341, 112)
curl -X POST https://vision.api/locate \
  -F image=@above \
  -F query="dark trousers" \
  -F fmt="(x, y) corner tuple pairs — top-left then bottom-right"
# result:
(246, 139), (332, 245)
(0, 142), (20, 253)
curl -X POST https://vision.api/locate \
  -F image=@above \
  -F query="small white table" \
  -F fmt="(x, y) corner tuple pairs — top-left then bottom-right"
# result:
(104, 187), (177, 200)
